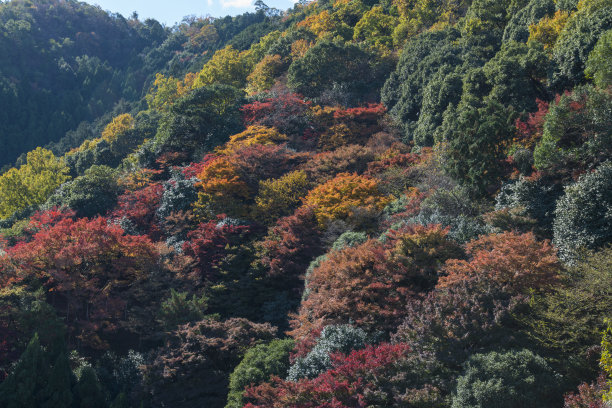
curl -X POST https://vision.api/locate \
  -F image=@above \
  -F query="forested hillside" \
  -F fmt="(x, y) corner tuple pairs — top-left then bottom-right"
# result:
(0, 0), (281, 168)
(0, 0), (611, 407)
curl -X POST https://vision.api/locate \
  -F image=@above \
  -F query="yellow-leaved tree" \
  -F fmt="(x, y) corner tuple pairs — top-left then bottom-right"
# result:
(146, 73), (197, 111)
(0, 147), (70, 219)
(305, 172), (392, 227)
(528, 10), (570, 50)
(219, 125), (288, 155)
(101, 113), (135, 142)
(254, 170), (310, 223)
(194, 156), (252, 218)
(193, 46), (251, 89)
(246, 54), (285, 95)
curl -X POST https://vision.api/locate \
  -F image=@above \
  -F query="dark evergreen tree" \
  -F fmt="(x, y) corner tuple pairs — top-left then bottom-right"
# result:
(74, 366), (107, 408)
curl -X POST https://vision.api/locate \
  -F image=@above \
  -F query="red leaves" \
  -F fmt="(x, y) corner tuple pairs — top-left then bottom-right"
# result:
(1, 214), (160, 349)
(245, 343), (410, 408)
(259, 206), (324, 287)
(111, 183), (164, 239)
(241, 93), (310, 127)
(563, 373), (608, 408)
(182, 218), (250, 285)
(515, 98), (549, 148)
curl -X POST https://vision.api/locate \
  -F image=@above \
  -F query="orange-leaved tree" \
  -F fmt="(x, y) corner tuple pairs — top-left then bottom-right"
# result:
(437, 231), (561, 293)
(194, 155), (252, 218)
(290, 224), (462, 341)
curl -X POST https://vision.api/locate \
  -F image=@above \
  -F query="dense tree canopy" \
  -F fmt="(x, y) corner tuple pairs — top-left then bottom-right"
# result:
(0, 0), (610, 406)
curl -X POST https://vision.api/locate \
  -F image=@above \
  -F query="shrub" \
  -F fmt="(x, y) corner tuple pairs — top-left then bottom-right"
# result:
(452, 349), (561, 408)
(226, 339), (295, 408)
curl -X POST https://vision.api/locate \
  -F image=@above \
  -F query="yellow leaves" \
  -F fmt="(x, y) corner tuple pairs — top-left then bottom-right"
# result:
(353, 5), (398, 48)
(291, 39), (314, 60)
(602, 319), (612, 402)
(298, 10), (337, 37)
(305, 172), (392, 227)
(254, 170), (310, 223)
(193, 45), (251, 89)
(0, 148), (70, 219)
(190, 24), (219, 48)
(146, 73), (195, 111)
(246, 54), (285, 96)
(218, 125), (288, 155)
(101, 113), (135, 143)
(528, 10), (570, 49)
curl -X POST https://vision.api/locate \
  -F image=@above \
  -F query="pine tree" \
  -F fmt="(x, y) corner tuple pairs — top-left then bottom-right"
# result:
(74, 366), (107, 408)
(41, 351), (74, 408)
(109, 392), (129, 408)
(0, 333), (48, 408)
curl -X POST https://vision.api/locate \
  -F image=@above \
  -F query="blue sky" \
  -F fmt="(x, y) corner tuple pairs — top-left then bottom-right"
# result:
(81, 0), (297, 26)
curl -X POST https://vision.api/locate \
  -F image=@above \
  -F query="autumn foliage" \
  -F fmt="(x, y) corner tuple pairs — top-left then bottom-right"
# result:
(0, 214), (160, 349)
(244, 343), (411, 408)
(438, 231), (560, 293)
(305, 172), (391, 227)
(290, 224), (462, 341)
(195, 156), (252, 218)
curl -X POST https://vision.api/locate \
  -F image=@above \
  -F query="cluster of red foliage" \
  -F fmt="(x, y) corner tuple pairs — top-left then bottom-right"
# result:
(0, 214), (160, 349)
(241, 92), (312, 139)
(258, 206), (324, 294)
(312, 104), (387, 150)
(232, 144), (307, 190)
(366, 150), (421, 176)
(563, 374), (608, 408)
(182, 218), (251, 285)
(245, 343), (411, 408)
(515, 98), (549, 148)
(182, 153), (217, 179)
(112, 183), (164, 239)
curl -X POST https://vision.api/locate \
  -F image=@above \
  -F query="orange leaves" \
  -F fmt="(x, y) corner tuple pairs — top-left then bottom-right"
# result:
(311, 103), (386, 150)
(438, 231), (561, 293)
(305, 172), (391, 227)
(290, 225), (459, 341)
(194, 156), (252, 218)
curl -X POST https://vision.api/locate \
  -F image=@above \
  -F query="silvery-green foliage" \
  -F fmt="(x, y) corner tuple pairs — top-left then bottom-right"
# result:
(495, 176), (562, 234)
(286, 324), (368, 381)
(156, 170), (198, 220)
(553, 162), (612, 263)
(331, 231), (368, 252)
